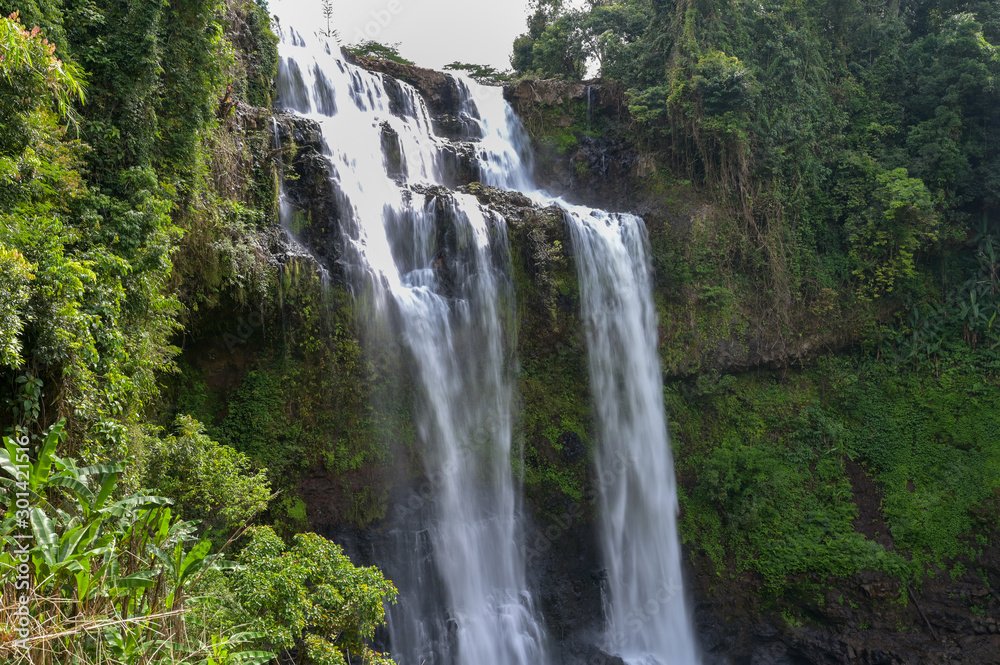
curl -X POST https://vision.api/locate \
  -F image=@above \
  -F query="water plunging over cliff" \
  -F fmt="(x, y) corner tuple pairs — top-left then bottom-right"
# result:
(459, 72), (700, 665)
(274, 10), (697, 665)
(274, 21), (548, 665)
(565, 206), (699, 665)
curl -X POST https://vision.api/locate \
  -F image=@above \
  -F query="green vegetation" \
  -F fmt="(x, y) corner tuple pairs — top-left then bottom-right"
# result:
(344, 40), (414, 65)
(514, 0), (1000, 618)
(444, 62), (512, 86)
(672, 351), (1000, 606)
(169, 263), (408, 529)
(0, 2), (396, 663)
(838, 359), (1000, 568)
(510, 96), (596, 186)
(233, 526), (397, 665)
(143, 415), (271, 543)
(0, 420), (269, 663)
(1, 0), (998, 658)
(514, 0), (1000, 309)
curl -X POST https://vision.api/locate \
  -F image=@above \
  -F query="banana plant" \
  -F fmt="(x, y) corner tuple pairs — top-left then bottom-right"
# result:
(1, 421), (175, 613)
(99, 621), (165, 663)
(0, 419), (269, 664)
(201, 632), (276, 665)
(150, 537), (214, 611)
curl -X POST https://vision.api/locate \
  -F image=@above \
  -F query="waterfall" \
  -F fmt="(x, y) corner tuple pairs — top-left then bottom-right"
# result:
(455, 76), (702, 665)
(564, 206), (699, 665)
(273, 4), (698, 664)
(586, 85), (593, 131)
(273, 17), (548, 665)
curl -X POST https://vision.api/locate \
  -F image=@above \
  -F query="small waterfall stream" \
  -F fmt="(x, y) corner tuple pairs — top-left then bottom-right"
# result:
(273, 7), (698, 665)
(565, 206), (699, 665)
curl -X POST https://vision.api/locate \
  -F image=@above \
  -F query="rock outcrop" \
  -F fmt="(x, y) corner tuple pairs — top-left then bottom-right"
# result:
(272, 113), (345, 280)
(505, 78), (638, 209)
(341, 50), (471, 139)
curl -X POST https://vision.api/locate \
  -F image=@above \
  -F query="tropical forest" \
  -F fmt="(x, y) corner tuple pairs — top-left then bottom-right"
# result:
(1, 0), (999, 664)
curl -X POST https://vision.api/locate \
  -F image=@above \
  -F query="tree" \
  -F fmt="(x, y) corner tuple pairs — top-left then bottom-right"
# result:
(848, 167), (939, 299)
(232, 526), (398, 665)
(144, 415), (272, 541)
(444, 62), (511, 86)
(0, 11), (84, 157)
(345, 40), (413, 65)
(320, 0), (339, 41)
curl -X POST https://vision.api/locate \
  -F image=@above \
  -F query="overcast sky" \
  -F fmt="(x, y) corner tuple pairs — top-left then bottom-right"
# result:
(271, 0), (536, 71)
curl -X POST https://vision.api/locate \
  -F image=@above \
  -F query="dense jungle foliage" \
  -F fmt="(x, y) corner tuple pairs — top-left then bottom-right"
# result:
(514, 0), (1000, 305)
(0, 2), (395, 663)
(512, 0), (1000, 615)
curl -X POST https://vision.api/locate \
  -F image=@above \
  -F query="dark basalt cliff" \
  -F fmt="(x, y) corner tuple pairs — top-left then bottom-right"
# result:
(505, 78), (638, 210)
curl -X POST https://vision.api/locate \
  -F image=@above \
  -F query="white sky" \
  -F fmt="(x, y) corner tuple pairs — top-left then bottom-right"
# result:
(270, 0), (536, 71)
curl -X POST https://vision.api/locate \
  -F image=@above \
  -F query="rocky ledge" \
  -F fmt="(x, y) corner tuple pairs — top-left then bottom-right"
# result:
(341, 49), (475, 139)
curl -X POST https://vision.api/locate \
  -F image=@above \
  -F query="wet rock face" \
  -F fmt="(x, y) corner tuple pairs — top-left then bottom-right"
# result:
(439, 142), (480, 188)
(565, 133), (638, 203)
(341, 50), (467, 138)
(689, 540), (1000, 665)
(504, 78), (638, 209)
(433, 112), (484, 141)
(522, 501), (607, 665)
(505, 77), (865, 376)
(405, 184), (469, 300)
(380, 121), (405, 180)
(272, 113), (344, 280)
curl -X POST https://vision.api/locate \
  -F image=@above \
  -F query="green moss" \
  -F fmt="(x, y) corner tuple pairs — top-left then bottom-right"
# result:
(499, 193), (594, 507)
(520, 99), (589, 174)
(235, 0), (280, 108)
(287, 207), (310, 235)
(542, 129), (580, 154)
(167, 261), (410, 529)
(216, 369), (286, 466)
(837, 358), (1000, 570)
(518, 351), (591, 504)
(276, 494), (309, 536)
(174, 363), (223, 424)
(672, 370), (907, 599)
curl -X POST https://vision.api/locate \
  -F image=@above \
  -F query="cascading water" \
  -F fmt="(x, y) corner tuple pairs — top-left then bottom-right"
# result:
(461, 67), (700, 665)
(272, 4), (698, 664)
(565, 206), (699, 665)
(273, 15), (547, 665)
(586, 85), (593, 131)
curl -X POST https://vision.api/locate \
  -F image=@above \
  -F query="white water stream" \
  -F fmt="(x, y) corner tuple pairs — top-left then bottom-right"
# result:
(273, 9), (698, 665)
(565, 206), (699, 665)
